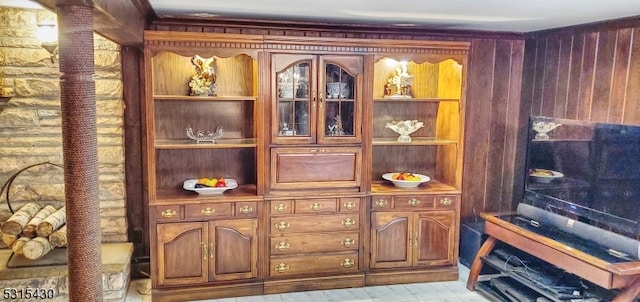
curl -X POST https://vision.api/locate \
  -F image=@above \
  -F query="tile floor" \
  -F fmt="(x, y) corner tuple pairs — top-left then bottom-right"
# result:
(125, 264), (490, 302)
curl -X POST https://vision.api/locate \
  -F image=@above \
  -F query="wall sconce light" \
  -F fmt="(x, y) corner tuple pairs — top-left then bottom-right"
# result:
(37, 23), (58, 63)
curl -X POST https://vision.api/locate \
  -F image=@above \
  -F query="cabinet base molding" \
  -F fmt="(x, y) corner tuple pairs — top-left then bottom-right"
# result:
(151, 282), (263, 302)
(264, 274), (365, 294)
(365, 267), (459, 286)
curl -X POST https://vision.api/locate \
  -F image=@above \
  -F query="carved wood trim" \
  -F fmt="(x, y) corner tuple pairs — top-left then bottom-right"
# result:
(144, 31), (469, 62)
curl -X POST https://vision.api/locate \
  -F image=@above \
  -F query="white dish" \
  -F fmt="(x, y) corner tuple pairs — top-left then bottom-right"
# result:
(529, 169), (564, 183)
(382, 173), (431, 188)
(183, 178), (238, 195)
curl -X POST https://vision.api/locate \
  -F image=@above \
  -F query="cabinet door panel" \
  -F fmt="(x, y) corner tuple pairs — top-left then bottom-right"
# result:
(370, 212), (412, 269)
(156, 222), (208, 286)
(210, 219), (258, 281)
(270, 147), (361, 190)
(414, 211), (456, 266)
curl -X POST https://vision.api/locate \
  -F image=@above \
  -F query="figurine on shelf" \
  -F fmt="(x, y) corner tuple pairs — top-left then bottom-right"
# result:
(384, 62), (413, 98)
(189, 55), (217, 96)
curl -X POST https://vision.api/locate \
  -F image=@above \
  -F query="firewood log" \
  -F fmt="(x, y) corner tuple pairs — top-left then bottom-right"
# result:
(22, 205), (57, 238)
(48, 225), (67, 248)
(1, 202), (42, 235)
(23, 237), (52, 260)
(36, 208), (66, 238)
(2, 233), (18, 246)
(11, 236), (31, 255)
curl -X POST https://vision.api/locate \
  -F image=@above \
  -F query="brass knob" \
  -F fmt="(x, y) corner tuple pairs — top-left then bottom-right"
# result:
(341, 237), (356, 247)
(344, 201), (356, 210)
(275, 221), (290, 231)
(274, 203), (288, 212)
(375, 199), (388, 207)
(275, 241), (290, 251)
(408, 198), (420, 207)
(239, 205), (253, 214)
(310, 202), (323, 211)
(341, 258), (355, 268)
(274, 263), (290, 273)
(341, 218), (356, 228)
(440, 197), (453, 206)
(201, 207), (215, 216)
(161, 209), (177, 218)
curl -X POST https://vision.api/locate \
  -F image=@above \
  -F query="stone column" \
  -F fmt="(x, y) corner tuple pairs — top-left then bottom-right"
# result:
(56, 2), (103, 301)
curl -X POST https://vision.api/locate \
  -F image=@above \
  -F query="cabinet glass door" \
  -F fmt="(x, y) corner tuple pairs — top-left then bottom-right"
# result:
(276, 61), (311, 139)
(323, 63), (355, 137)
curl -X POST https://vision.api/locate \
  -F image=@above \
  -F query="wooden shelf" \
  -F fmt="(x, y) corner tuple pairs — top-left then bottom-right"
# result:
(155, 138), (257, 149)
(154, 95), (257, 101)
(372, 137), (457, 146)
(370, 180), (459, 194)
(152, 184), (260, 204)
(373, 97), (459, 102)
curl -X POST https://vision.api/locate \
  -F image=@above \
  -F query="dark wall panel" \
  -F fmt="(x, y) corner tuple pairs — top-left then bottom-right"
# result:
(524, 27), (640, 125)
(461, 38), (526, 218)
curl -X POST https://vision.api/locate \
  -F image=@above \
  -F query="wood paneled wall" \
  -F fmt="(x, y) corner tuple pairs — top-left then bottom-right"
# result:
(522, 25), (640, 124)
(461, 38), (527, 218)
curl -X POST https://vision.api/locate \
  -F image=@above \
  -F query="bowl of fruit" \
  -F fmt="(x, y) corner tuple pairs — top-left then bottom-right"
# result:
(183, 177), (238, 195)
(382, 172), (430, 188)
(529, 168), (563, 183)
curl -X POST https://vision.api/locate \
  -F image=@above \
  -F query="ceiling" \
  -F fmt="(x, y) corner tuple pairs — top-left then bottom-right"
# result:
(148, 0), (640, 33)
(3, 0), (640, 33)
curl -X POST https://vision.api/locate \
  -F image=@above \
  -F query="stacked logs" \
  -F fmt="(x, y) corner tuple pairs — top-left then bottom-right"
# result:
(0, 202), (67, 260)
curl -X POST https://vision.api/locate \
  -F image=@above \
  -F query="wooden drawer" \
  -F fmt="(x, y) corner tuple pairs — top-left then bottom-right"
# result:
(235, 201), (258, 217)
(270, 147), (362, 190)
(435, 195), (458, 209)
(270, 232), (360, 254)
(271, 200), (293, 215)
(270, 214), (359, 234)
(184, 203), (232, 219)
(269, 252), (359, 277)
(394, 195), (435, 209)
(294, 199), (337, 214)
(339, 197), (361, 212)
(371, 196), (392, 210)
(154, 205), (183, 221)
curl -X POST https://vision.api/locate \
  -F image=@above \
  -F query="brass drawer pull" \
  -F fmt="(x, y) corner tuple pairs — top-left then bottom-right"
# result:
(239, 205), (253, 214)
(440, 197), (453, 206)
(341, 258), (355, 268)
(341, 218), (356, 228)
(274, 263), (290, 273)
(344, 201), (356, 210)
(275, 221), (290, 231)
(408, 198), (420, 207)
(275, 241), (290, 251)
(161, 209), (177, 218)
(310, 202), (323, 211)
(341, 237), (356, 247)
(201, 207), (215, 216)
(274, 203), (288, 212)
(201, 242), (207, 261)
(209, 242), (214, 259)
(375, 199), (388, 207)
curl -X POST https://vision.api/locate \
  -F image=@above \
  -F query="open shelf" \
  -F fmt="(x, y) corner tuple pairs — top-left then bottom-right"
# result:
(372, 137), (457, 146)
(154, 95), (257, 101)
(155, 138), (257, 149)
(370, 179), (459, 194)
(152, 184), (260, 205)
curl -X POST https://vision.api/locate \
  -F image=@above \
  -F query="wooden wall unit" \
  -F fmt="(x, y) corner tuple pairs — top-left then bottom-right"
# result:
(143, 30), (470, 300)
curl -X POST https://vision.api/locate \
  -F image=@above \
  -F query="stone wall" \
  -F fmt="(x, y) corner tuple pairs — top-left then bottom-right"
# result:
(0, 6), (127, 243)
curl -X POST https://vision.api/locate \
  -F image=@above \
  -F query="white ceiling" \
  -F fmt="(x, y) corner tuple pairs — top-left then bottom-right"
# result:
(148, 0), (640, 33)
(2, 0), (640, 33)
